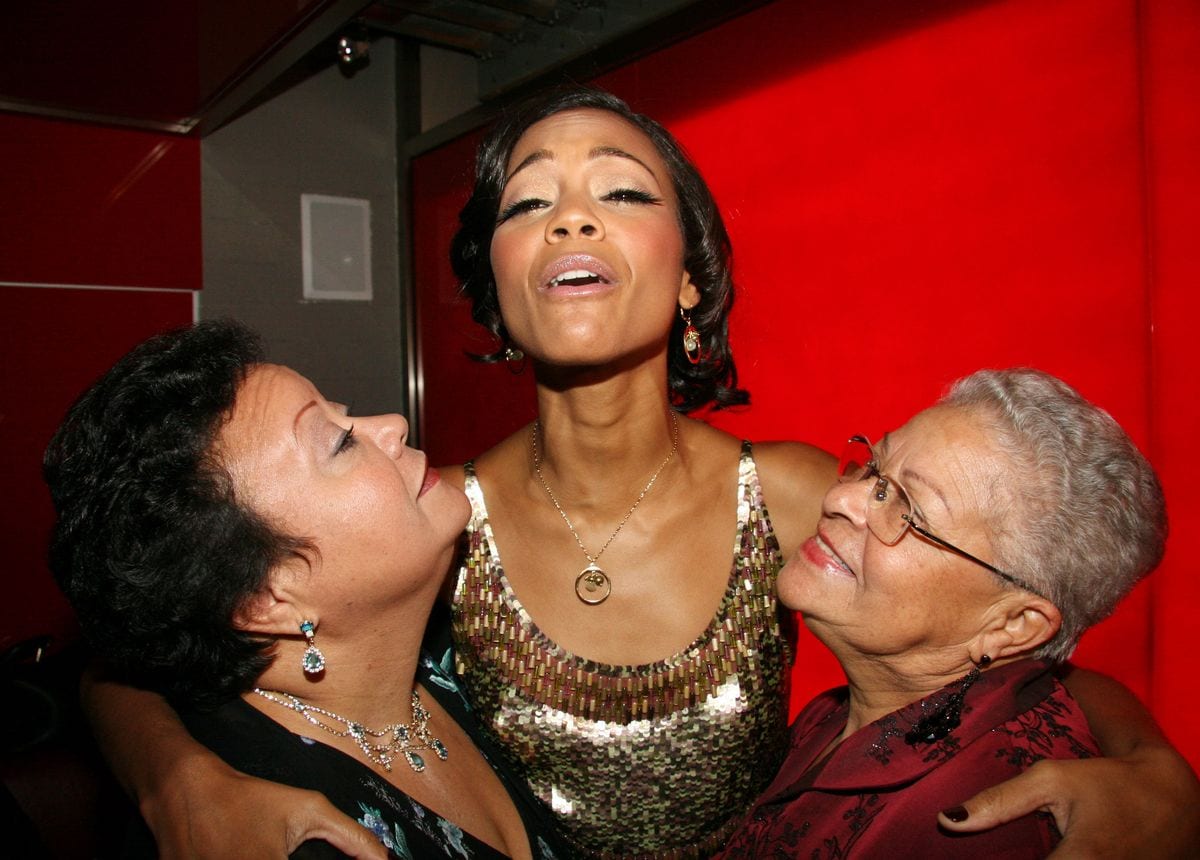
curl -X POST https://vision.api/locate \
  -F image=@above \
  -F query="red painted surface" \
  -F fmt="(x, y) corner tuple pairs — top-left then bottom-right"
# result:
(0, 287), (195, 656)
(0, 0), (334, 128)
(0, 114), (202, 290)
(1142, 0), (1200, 756)
(411, 131), (537, 466)
(413, 0), (1198, 767)
(0, 115), (200, 656)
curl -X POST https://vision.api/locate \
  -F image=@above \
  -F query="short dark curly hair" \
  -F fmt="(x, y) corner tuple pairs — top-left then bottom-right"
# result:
(450, 86), (749, 412)
(44, 320), (307, 709)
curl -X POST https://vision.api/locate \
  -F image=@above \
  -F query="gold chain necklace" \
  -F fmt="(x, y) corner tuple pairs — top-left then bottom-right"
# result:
(532, 412), (679, 605)
(253, 688), (448, 773)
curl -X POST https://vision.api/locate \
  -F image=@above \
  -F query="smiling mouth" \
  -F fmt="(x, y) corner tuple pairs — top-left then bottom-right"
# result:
(547, 269), (608, 288)
(815, 533), (854, 575)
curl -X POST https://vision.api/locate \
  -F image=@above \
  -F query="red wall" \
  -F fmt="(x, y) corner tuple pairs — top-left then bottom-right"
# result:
(1143, 0), (1200, 761)
(412, 0), (1200, 767)
(0, 114), (199, 657)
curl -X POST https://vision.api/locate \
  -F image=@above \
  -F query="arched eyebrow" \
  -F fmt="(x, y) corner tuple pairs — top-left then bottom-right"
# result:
(505, 149), (551, 183)
(904, 469), (950, 513)
(589, 145), (658, 178)
(294, 400), (318, 439)
(878, 432), (951, 513)
(294, 400), (349, 439)
(504, 145), (659, 187)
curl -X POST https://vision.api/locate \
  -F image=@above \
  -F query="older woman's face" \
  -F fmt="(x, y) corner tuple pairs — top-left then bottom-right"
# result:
(218, 365), (470, 616)
(779, 406), (1015, 660)
(489, 108), (699, 366)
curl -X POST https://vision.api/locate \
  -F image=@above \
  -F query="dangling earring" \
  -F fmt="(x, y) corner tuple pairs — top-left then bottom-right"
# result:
(680, 307), (702, 365)
(300, 620), (326, 675)
(903, 655), (990, 746)
(502, 344), (526, 375)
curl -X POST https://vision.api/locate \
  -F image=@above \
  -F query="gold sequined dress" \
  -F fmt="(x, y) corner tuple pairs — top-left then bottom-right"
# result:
(453, 442), (794, 858)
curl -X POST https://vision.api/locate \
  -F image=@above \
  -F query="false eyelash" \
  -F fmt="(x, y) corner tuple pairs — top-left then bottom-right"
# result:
(335, 424), (356, 455)
(602, 188), (662, 205)
(496, 198), (548, 224)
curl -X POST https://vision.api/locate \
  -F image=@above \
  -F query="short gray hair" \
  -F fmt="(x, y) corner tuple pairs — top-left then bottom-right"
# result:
(941, 368), (1166, 661)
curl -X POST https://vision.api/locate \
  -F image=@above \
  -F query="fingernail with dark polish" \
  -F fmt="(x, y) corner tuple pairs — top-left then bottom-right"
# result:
(942, 806), (969, 823)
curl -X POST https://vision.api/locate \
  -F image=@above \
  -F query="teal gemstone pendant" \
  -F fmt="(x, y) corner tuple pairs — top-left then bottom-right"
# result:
(250, 687), (447, 776)
(302, 644), (326, 674)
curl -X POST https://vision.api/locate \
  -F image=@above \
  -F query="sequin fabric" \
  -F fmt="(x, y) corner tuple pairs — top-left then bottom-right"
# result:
(453, 442), (793, 859)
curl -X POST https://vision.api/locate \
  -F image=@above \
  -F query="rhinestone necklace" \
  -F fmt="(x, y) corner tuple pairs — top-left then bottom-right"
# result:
(532, 412), (679, 605)
(253, 688), (448, 773)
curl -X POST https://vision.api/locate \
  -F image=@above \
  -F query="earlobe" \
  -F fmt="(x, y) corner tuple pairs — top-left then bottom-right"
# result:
(678, 273), (700, 310)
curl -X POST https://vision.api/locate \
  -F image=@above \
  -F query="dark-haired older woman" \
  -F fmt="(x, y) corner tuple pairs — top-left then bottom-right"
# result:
(45, 321), (567, 859)
(720, 369), (1177, 857)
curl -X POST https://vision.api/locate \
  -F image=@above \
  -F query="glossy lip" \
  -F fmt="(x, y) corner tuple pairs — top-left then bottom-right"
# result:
(537, 253), (619, 296)
(417, 458), (440, 498)
(804, 529), (856, 578)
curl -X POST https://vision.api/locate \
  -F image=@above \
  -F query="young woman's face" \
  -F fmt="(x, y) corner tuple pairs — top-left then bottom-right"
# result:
(218, 365), (470, 617)
(489, 109), (700, 367)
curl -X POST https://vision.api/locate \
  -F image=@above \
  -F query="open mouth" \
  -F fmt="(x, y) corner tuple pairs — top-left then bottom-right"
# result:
(548, 269), (607, 288)
(540, 255), (618, 291)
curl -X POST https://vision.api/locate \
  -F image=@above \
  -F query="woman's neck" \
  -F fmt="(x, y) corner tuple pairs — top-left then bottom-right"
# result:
(531, 356), (679, 498)
(252, 607), (428, 729)
(834, 647), (979, 738)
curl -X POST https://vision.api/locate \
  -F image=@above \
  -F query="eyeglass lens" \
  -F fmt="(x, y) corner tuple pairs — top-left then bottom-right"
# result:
(838, 437), (912, 545)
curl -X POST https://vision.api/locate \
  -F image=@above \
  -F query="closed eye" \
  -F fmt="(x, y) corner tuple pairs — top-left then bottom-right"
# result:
(496, 197), (549, 224)
(335, 424), (357, 455)
(601, 188), (662, 205)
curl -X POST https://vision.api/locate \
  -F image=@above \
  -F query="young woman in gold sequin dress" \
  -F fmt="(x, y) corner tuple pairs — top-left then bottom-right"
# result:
(81, 88), (1198, 859)
(439, 90), (829, 857)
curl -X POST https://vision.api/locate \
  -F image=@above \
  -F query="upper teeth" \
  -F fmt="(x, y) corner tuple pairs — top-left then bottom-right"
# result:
(551, 269), (598, 285)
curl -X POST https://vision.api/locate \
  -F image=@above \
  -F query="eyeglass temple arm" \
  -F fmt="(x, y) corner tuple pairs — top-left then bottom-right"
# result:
(900, 514), (1020, 585)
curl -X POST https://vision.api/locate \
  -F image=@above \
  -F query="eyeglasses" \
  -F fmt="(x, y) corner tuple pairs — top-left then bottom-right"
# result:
(838, 435), (1042, 596)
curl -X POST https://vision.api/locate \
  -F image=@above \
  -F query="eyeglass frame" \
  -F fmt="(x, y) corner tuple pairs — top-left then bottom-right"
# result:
(839, 435), (1046, 598)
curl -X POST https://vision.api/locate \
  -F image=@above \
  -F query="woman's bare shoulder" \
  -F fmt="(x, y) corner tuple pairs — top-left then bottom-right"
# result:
(751, 440), (837, 557)
(438, 423), (534, 490)
(752, 440), (836, 481)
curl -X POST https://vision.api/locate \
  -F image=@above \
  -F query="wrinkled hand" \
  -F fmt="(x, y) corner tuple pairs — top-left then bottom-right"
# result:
(938, 751), (1200, 858)
(140, 754), (387, 859)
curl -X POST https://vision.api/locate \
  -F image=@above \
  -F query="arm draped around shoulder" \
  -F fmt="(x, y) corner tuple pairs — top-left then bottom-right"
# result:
(81, 663), (386, 859)
(940, 665), (1200, 857)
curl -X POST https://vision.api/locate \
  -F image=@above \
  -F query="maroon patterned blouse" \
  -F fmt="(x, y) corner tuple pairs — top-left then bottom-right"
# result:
(719, 659), (1099, 859)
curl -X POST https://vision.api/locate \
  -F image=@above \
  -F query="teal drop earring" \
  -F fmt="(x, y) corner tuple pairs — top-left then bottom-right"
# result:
(300, 620), (326, 674)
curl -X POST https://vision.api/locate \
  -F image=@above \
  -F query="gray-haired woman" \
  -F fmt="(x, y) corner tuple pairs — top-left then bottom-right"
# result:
(721, 368), (1180, 857)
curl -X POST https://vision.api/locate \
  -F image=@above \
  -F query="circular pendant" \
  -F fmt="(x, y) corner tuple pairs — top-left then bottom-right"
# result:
(575, 564), (612, 605)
